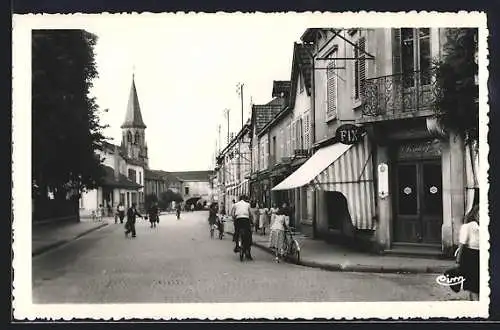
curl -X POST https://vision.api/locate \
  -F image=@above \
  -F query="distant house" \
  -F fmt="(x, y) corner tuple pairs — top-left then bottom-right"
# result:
(169, 171), (215, 208)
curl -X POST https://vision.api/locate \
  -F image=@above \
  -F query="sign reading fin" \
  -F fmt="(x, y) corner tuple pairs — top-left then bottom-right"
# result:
(336, 124), (365, 145)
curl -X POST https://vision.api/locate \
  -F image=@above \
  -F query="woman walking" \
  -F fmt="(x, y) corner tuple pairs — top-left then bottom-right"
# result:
(258, 204), (269, 236)
(456, 204), (480, 301)
(250, 201), (259, 233)
(269, 208), (288, 261)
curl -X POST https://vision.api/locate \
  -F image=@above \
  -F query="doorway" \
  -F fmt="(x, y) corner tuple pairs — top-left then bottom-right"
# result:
(393, 161), (442, 244)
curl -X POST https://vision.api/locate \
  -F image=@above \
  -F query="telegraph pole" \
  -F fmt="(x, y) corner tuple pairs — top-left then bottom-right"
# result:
(224, 108), (230, 144)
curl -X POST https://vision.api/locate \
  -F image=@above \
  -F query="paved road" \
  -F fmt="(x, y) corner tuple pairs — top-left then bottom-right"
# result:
(32, 211), (468, 303)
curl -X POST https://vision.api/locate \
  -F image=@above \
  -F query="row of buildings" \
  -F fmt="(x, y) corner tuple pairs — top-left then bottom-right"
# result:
(215, 28), (479, 256)
(79, 75), (214, 216)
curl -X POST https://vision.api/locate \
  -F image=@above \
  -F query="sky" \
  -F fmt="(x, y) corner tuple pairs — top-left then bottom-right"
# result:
(86, 14), (316, 172)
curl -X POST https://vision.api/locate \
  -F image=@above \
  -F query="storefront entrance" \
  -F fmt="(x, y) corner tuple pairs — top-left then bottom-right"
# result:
(393, 160), (443, 244)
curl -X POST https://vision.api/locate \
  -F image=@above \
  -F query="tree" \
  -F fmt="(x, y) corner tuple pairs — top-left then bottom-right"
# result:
(434, 28), (479, 192)
(434, 28), (478, 144)
(32, 30), (108, 201)
(158, 189), (183, 209)
(145, 193), (158, 210)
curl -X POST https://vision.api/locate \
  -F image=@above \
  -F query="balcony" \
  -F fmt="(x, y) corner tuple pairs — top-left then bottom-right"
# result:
(359, 70), (438, 123)
(294, 149), (309, 158)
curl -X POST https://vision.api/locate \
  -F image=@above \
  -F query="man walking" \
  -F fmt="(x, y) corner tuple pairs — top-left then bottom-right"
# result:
(148, 202), (159, 228)
(125, 203), (143, 238)
(231, 195), (253, 260)
(116, 202), (125, 224)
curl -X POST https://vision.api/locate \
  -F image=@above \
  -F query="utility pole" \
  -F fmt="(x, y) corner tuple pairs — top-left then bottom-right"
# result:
(236, 82), (245, 189)
(224, 108), (230, 144)
(218, 124), (221, 153)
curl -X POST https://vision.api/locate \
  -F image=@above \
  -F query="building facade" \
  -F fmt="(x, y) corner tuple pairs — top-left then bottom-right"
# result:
(270, 28), (477, 256)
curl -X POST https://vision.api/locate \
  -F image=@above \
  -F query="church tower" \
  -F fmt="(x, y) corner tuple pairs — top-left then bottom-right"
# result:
(121, 75), (149, 168)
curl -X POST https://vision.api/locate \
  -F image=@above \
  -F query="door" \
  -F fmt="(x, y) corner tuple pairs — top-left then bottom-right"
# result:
(394, 161), (442, 244)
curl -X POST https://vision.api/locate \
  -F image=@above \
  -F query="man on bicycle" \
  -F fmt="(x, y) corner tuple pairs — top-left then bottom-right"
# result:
(231, 195), (253, 260)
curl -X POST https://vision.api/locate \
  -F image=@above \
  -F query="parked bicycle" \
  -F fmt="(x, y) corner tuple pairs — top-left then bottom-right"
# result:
(210, 223), (217, 239)
(216, 216), (225, 240)
(274, 228), (300, 264)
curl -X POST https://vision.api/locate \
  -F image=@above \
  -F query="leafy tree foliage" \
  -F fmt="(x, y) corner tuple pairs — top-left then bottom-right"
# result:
(434, 28), (478, 145)
(145, 193), (158, 210)
(32, 30), (107, 199)
(158, 189), (183, 209)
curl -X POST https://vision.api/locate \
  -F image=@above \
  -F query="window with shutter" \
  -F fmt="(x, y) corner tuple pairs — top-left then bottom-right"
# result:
(291, 121), (296, 152)
(304, 112), (310, 149)
(279, 128), (284, 159)
(327, 61), (337, 120)
(354, 36), (367, 101)
(286, 123), (291, 157)
(296, 118), (303, 150)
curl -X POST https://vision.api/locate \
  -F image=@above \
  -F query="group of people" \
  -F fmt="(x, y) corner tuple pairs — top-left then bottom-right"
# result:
(247, 201), (291, 236)
(110, 202), (161, 238)
(223, 196), (293, 261)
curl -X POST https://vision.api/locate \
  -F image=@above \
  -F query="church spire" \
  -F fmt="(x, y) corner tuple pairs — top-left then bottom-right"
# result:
(121, 75), (147, 129)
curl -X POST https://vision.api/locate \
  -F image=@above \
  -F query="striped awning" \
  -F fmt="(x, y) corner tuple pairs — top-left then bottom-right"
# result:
(315, 135), (376, 230)
(272, 143), (353, 191)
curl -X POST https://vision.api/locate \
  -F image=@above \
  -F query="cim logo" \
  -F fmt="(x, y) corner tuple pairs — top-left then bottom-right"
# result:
(435, 274), (465, 287)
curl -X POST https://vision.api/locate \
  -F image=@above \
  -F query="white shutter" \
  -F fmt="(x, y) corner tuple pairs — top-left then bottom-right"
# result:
(291, 121), (296, 153)
(304, 112), (310, 149)
(279, 127), (284, 159)
(358, 36), (366, 100)
(286, 123), (291, 157)
(327, 61), (337, 119)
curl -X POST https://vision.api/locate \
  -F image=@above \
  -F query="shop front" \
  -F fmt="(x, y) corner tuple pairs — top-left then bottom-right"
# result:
(371, 118), (469, 256)
(272, 134), (376, 241)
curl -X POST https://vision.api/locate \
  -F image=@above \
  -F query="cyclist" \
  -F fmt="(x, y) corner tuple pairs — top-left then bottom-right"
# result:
(231, 195), (253, 260)
(208, 203), (218, 236)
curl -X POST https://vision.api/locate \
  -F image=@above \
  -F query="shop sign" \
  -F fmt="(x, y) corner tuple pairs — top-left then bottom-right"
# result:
(398, 139), (442, 160)
(336, 124), (365, 145)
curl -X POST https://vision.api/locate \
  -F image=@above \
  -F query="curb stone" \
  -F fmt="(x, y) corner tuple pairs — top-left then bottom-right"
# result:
(226, 231), (448, 274)
(32, 223), (108, 257)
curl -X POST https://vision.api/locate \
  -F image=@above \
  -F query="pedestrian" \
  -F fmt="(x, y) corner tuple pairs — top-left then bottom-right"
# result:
(125, 203), (143, 238)
(208, 202), (218, 234)
(117, 202), (125, 224)
(176, 202), (182, 220)
(269, 208), (288, 261)
(269, 202), (278, 230)
(455, 204), (480, 301)
(97, 204), (104, 222)
(231, 195), (253, 260)
(259, 203), (270, 236)
(249, 201), (259, 233)
(281, 202), (291, 229)
(191, 204), (195, 212)
(148, 202), (159, 228)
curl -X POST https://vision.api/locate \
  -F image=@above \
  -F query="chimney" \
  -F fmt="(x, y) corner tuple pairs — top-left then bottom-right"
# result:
(114, 145), (120, 182)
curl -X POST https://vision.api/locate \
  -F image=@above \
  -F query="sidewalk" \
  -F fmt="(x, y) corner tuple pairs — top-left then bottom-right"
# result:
(32, 217), (110, 256)
(224, 219), (455, 274)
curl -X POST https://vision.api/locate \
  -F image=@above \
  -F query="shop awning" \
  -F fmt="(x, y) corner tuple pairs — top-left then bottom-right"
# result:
(315, 135), (375, 230)
(271, 143), (353, 191)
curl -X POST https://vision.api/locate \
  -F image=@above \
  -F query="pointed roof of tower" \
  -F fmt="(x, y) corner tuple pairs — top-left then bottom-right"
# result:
(121, 75), (147, 129)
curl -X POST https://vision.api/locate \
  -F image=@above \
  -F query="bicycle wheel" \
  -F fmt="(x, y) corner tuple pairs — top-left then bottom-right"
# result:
(292, 239), (300, 264)
(239, 237), (244, 261)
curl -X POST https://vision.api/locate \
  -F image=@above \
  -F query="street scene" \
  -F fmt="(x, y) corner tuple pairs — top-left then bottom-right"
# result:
(19, 12), (486, 319)
(33, 211), (466, 303)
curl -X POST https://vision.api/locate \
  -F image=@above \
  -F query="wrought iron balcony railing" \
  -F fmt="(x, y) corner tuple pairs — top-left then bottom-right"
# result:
(294, 149), (309, 158)
(362, 70), (438, 118)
